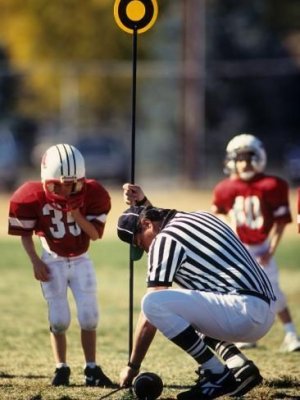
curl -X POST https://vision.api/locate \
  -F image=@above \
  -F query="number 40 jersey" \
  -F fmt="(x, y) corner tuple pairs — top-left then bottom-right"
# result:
(212, 173), (292, 245)
(8, 180), (111, 257)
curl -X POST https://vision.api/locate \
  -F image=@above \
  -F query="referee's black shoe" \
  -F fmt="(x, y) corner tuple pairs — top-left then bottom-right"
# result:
(84, 365), (114, 387)
(51, 366), (71, 386)
(229, 360), (263, 397)
(177, 366), (236, 400)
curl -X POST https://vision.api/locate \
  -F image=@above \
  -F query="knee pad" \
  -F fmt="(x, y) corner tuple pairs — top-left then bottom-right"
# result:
(79, 314), (98, 331)
(142, 291), (161, 321)
(50, 324), (68, 334)
(270, 280), (287, 313)
(50, 319), (70, 334)
(48, 298), (71, 334)
(77, 298), (99, 331)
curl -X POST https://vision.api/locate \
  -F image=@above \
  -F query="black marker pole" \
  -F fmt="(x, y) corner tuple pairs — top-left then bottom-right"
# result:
(113, 0), (159, 362)
(129, 26), (138, 357)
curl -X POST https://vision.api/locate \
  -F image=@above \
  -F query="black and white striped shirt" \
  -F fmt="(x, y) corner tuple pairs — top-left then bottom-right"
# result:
(147, 211), (276, 301)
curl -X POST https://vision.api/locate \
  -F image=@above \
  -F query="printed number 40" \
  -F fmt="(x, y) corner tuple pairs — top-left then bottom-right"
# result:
(233, 196), (263, 229)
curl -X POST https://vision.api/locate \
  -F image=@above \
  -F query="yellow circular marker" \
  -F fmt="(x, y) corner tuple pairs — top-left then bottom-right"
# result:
(126, 1), (146, 22)
(114, 0), (158, 34)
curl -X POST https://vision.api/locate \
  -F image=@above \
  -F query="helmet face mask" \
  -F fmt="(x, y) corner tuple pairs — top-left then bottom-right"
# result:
(41, 144), (86, 211)
(45, 177), (85, 195)
(224, 134), (267, 180)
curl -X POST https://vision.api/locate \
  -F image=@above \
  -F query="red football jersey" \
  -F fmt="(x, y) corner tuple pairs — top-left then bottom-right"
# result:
(212, 174), (292, 244)
(8, 180), (111, 257)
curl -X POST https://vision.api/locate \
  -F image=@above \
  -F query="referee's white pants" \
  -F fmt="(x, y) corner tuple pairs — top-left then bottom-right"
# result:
(142, 289), (276, 343)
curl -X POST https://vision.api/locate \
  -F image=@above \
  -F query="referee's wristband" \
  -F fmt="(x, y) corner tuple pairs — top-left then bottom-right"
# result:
(127, 361), (141, 371)
(136, 196), (147, 206)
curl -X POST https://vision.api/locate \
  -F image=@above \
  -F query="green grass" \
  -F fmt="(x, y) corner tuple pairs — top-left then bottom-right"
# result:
(0, 237), (299, 400)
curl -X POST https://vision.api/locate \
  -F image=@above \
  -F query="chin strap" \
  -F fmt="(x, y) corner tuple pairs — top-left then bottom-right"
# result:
(47, 192), (85, 212)
(239, 171), (256, 180)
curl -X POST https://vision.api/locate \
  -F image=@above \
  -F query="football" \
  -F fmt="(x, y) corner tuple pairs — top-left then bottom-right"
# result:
(133, 372), (163, 400)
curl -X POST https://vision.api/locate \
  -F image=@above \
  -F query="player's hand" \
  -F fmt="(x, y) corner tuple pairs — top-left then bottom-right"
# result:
(67, 194), (84, 210)
(123, 183), (146, 206)
(70, 207), (81, 218)
(119, 366), (138, 388)
(32, 259), (51, 282)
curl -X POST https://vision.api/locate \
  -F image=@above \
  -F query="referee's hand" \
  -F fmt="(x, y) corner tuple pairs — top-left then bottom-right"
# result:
(123, 183), (145, 206)
(119, 365), (138, 388)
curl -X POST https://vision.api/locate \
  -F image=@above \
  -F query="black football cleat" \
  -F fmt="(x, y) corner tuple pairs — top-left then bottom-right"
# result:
(177, 366), (236, 400)
(229, 360), (263, 397)
(84, 365), (114, 387)
(51, 366), (71, 386)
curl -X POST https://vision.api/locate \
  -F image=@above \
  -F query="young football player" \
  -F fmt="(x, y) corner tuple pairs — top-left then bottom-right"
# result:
(212, 133), (300, 352)
(8, 144), (114, 386)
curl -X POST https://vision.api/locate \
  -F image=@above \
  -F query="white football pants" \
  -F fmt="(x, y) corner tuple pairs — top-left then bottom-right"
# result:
(41, 251), (99, 334)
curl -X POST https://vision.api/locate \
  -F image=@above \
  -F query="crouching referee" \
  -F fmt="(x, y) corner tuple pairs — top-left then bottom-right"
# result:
(117, 183), (276, 400)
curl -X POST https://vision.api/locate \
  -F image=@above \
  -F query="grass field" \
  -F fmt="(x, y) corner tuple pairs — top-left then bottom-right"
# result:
(1, 188), (300, 399)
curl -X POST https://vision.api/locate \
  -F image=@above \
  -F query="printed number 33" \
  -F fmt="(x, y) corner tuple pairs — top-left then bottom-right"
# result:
(43, 204), (81, 238)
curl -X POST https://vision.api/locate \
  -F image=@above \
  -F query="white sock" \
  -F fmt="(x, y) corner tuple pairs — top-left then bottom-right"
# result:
(226, 355), (247, 369)
(85, 362), (97, 369)
(284, 322), (297, 335)
(56, 363), (68, 369)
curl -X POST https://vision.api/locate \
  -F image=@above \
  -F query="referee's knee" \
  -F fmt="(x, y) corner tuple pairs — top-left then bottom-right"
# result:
(142, 291), (162, 319)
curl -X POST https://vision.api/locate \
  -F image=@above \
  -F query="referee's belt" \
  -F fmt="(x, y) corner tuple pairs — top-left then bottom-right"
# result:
(235, 290), (271, 305)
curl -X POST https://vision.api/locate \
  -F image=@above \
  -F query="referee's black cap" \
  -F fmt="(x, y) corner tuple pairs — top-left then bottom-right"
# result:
(117, 206), (145, 261)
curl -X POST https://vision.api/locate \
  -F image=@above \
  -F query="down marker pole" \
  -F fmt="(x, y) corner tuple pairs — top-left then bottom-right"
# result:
(114, 0), (159, 359)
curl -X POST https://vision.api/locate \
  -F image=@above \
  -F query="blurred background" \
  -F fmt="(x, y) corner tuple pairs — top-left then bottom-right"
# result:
(1, 0), (300, 191)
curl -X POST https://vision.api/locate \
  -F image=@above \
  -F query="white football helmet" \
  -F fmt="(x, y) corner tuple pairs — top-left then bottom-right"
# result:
(224, 134), (267, 180)
(41, 144), (86, 211)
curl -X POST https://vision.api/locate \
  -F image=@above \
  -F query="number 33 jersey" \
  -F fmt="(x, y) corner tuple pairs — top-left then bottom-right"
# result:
(8, 180), (111, 257)
(212, 173), (292, 245)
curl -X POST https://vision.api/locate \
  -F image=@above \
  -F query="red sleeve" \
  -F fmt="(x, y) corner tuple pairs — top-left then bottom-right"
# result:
(8, 182), (41, 236)
(84, 180), (111, 239)
(212, 179), (234, 215)
(268, 178), (292, 225)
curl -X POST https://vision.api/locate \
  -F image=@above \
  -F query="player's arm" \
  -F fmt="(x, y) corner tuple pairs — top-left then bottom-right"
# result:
(21, 236), (50, 282)
(119, 286), (168, 387)
(75, 181), (111, 240)
(123, 183), (152, 207)
(258, 178), (292, 265)
(70, 208), (100, 240)
(211, 184), (238, 230)
(211, 204), (230, 221)
(257, 221), (287, 266)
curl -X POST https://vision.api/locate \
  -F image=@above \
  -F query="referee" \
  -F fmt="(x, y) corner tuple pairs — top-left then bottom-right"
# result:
(117, 184), (276, 400)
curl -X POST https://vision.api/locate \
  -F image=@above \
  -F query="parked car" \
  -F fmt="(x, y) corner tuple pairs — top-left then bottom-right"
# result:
(74, 136), (130, 184)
